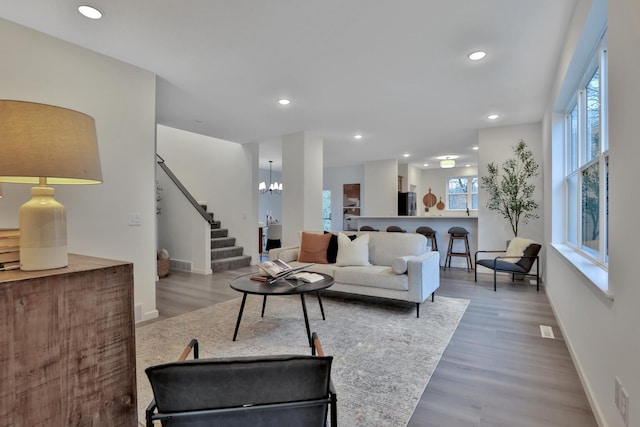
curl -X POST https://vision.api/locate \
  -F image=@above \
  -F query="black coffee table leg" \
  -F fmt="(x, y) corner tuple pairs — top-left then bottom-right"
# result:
(316, 291), (326, 320)
(300, 293), (312, 347)
(232, 292), (248, 341)
(261, 295), (267, 317)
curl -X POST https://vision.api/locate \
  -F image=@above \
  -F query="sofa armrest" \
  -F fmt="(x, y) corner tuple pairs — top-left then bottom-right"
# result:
(268, 245), (300, 262)
(406, 251), (440, 303)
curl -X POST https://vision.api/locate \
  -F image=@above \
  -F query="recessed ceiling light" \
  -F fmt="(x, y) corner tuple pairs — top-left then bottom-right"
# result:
(468, 51), (486, 61)
(423, 163), (429, 167)
(403, 153), (411, 158)
(78, 5), (103, 19)
(278, 99), (290, 105)
(354, 134), (363, 140)
(465, 164), (471, 168)
(472, 146), (479, 150)
(487, 114), (499, 120)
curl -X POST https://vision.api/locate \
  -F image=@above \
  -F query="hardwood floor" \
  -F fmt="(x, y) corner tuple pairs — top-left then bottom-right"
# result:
(138, 267), (597, 427)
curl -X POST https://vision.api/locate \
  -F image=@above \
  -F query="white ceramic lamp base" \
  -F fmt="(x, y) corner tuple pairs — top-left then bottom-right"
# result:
(19, 186), (68, 271)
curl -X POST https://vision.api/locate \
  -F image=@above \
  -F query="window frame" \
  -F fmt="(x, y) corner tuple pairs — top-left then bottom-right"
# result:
(563, 39), (608, 268)
(445, 175), (478, 211)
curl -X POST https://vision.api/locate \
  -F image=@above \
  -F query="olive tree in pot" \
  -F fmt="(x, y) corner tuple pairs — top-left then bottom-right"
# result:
(480, 139), (539, 238)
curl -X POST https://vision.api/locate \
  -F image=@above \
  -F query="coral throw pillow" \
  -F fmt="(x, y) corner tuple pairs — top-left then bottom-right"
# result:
(298, 232), (332, 264)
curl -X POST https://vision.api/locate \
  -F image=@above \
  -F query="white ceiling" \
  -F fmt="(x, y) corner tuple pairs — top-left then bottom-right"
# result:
(0, 0), (577, 171)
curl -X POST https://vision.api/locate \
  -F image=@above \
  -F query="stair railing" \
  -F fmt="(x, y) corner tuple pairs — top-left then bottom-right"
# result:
(157, 154), (214, 225)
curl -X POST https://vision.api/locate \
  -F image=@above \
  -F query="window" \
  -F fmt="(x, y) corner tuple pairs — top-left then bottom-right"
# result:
(564, 38), (608, 265)
(446, 176), (478, 211)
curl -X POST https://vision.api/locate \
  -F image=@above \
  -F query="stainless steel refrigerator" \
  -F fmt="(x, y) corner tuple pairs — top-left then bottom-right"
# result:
(398, 192), (416, 216)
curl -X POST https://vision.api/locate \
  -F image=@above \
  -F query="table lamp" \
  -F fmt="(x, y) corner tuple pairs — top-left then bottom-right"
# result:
(0, 100), (102, 271)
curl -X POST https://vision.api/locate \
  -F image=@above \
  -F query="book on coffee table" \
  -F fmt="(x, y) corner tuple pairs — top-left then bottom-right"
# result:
(257, 260), (315, 283)
(288, 272), (324, 283)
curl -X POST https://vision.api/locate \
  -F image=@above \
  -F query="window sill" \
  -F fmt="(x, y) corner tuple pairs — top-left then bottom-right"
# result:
(550, 243), (613, 300)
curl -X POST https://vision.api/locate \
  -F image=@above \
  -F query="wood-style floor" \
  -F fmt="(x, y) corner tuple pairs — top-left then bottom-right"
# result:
(138, 267), (597, 427)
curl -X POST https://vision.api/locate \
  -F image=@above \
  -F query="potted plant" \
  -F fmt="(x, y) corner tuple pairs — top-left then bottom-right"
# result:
(480, 139), (539, 237)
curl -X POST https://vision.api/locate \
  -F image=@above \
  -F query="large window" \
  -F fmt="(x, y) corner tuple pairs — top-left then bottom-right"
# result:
(564, 38), (608, 265)
(446, 176), (478, 211)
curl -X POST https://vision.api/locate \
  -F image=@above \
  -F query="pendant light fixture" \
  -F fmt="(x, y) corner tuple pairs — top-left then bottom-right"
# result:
(259, 160), (282, 194)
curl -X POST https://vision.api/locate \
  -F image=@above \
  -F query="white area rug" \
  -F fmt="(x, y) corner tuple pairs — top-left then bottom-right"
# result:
(136, 294), (469, 426)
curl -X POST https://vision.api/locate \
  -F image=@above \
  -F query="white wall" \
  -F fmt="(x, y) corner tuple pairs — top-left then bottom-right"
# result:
(281, 132), (324, 246)
(477, 123), (544, 251)
(543, 0), (640, 426)
(0, 18), (158, 321)
(156, 125), (257, 262)
(156, 163), (212, 274)
(363, 159), (398, 216)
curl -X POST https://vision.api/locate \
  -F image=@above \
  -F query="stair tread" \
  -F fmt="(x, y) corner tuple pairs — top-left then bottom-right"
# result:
(211, 255), (251, 262)
(211, 246), (243, 252)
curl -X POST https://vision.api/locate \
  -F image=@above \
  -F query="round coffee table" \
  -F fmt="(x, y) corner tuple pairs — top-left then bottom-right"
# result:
(230, 272), (334, 346)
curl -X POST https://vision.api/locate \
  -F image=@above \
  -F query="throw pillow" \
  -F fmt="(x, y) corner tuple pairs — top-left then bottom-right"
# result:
(298, 232), (332, 264)
(336, 232), (370, 266)
(504, 237), (537, 263)
(325, 231), (356, 264)
(391, 256), (413, 274)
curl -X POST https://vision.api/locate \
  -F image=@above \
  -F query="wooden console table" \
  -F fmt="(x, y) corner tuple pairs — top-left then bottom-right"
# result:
(0, 254), (136, 426)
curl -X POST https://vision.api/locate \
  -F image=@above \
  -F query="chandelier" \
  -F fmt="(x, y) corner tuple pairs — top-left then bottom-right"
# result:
(259, 160), (282, 194)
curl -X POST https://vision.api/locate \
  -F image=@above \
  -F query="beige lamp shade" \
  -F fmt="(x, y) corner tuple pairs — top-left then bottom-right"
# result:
(0, 100), (102, 184)
(0, 100), (102, 270)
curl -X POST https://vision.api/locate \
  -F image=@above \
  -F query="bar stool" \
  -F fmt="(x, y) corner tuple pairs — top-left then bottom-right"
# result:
(415, 226), (438, 251)
(386, 225), (406, 233)
(444, 226), (472, 272)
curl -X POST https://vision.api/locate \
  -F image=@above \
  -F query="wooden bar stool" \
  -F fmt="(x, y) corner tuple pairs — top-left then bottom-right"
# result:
(415, 226), (438, 251)
(444, 226), (472, 272)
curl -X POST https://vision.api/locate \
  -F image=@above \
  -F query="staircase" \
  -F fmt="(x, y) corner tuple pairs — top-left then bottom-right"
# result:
(157, 157), (251, 273)
(205, 208), (252, 273)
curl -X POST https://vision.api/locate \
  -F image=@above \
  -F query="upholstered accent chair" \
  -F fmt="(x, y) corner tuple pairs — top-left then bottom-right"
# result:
(145, 334), (337, 427)
(474, 238), (541, 291)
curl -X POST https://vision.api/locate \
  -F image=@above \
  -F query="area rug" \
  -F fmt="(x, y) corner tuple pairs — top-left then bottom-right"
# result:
(135, 293), (469, 426)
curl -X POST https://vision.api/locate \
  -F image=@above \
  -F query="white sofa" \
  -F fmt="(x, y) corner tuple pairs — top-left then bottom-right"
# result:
(269, 231), (440, 317)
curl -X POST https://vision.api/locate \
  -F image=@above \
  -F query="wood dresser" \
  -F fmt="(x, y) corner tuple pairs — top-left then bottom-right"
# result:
(0, 254), (137, 426)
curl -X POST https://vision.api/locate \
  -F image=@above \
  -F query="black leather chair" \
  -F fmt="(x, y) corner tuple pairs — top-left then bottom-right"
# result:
(386, 225), (406, 233)
(474, 243), (541, 291)
(359, 225), (378, 231)
(145, 333), (337, 427)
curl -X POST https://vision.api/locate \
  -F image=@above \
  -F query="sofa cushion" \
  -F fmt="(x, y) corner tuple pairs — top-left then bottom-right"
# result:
(366, 232), (428, 266)
(288, 261), (339, 277)
(336, 233), (370, 266)
(334, 266), (409, 291)
(298, 232), (332, 264)
(391, 256), (413, 274)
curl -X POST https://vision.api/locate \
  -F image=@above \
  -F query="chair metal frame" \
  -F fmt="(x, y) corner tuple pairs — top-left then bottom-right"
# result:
(145, 333), (337, 427)
(474, 249), (540, 292)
